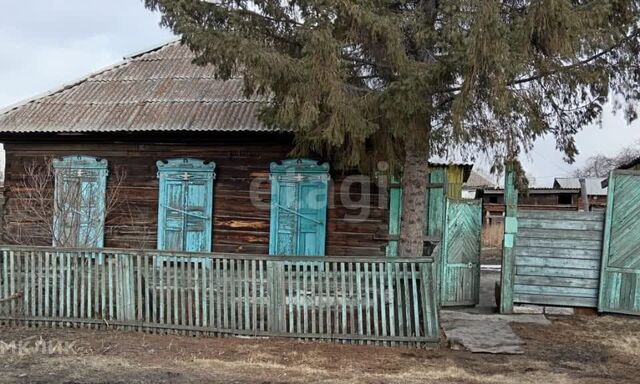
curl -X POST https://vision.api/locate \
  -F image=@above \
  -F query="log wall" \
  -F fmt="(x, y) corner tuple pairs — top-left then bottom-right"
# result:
(0, 132), (389, 256)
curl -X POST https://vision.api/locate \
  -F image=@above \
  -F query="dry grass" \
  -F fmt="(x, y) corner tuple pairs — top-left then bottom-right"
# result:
(482, 223), (504, 248)
(2, 316), (640, 383)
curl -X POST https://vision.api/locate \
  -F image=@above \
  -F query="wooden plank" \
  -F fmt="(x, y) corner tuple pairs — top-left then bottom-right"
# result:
(516, 266), (600, 279)
(516, 257), (600, 270)
(172, 259), (178, 327)
(52, 252), (58, 320)
(518, 210), (604, 222)
(144, 255), (150, 326)
(517, 228), (603, 241)
(1, 251), (7, 317)
(515, 238), (602, 251)
(340, 263), (347, 336)
(410, 263), (420, 338)
(287, 262), (293, 333)
(514, 293), (597, 308)
(216, 258), (222, 329)
(517, 218), (603, 231)
(30, 252), (36, 319)
(45, 252), (51, 319)
(296, 263), (301, 333)
(333, 262), (339, 336)
(325, 262), (332, 335)
(514, 275), (600, 289)
(378, 262), (387, 344)
(87, 254), (93, 321)
(194, 261), (200, 329)
(372, 263), (379, 338)
(515, 247), (601, 259)
(244, 259), (250, 331)
(348, 263), (355, 337)
(136, 254), (142, 325)
(356, 262), (363, 342)
(223, 259), (229, 329)
(403, 263), (412, 337)
(310, 264), (317, 335)
(183, 260), (189, 328)
(108, 255), (114, 320)
(101, 254), (107, 320)
(395, 262), (404, 337)
(302, 263), (308, 334)
(259, 260), (265, 332)
(387, 262), (396, 345)
(514, 284), (598, 298)
(252, 260), (257, 333)
(73, 254), (79, 321)
(232, 259), (238, 331)
(208, 259), (214, 329)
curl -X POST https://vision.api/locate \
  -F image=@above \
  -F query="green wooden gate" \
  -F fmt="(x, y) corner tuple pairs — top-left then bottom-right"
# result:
(440, 199), (482, 306)
(598, 170), (640, 315)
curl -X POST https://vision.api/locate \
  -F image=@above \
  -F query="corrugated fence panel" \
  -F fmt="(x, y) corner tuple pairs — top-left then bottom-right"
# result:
(513, 210), (605, 308)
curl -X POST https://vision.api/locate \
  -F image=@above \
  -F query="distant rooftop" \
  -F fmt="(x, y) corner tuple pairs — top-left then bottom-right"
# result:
(553, 178), (607, 196)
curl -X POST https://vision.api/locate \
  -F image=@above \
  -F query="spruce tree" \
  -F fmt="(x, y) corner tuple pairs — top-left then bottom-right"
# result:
(145, 0), (640, 256)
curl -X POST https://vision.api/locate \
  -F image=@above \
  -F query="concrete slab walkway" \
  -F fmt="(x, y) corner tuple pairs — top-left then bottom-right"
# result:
(440, 310), (550, 354)
(439, 269), (551, 354)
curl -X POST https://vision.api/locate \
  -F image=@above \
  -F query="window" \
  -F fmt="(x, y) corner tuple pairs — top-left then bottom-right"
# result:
(52, 156), (108, 247)
(558, 193), (573, 205)
(269, 159), (329, 256)
(157, 158), (216, 252)
(489, 196), (498, 204)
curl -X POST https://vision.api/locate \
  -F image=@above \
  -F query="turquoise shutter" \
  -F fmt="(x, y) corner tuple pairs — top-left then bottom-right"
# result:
(157, 158), (215, 253)
(386, 169), (447, 257)
(297, 180), (328, 255)
(269, 159), (329, 256)
(271, 181), (298, 255)
(52, 156), (108, 248)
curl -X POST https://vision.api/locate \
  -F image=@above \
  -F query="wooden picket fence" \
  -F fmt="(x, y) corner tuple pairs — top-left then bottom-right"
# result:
(0, 246), (440, 347)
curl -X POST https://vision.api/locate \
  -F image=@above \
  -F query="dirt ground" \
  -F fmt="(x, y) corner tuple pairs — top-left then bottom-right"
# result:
(0, 314), (639, 384)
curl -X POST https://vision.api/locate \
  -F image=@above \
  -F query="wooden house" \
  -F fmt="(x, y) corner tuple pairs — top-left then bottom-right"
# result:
(480, 187), (581, 225)
(0, 41), (472, 258)
(553, 177), (608, 211)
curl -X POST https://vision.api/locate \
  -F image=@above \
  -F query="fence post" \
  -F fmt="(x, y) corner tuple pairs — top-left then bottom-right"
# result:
(267, 260), (286, 333)
(500, 167), (518, 314)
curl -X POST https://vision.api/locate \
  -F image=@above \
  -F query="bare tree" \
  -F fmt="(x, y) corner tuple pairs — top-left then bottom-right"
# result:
(575, 140), (640, 178)
(5, 157), (127, 247)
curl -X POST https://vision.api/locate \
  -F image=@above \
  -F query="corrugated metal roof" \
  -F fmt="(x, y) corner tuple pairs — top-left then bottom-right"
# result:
(464, 170), (497, 189)
(0, 40), (476, 167)
(553, 178), (608, 196)
(0, 41), (274, 133)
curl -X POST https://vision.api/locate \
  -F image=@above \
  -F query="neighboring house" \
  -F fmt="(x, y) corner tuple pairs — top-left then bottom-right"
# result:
(461, 170), (496, 200)
(0, 41), (471, 257)
(553, 177), (608, 211)
(479, 187), (581, 225)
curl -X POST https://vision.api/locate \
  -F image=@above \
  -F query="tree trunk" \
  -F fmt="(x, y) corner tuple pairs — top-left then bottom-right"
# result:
(398, 137), (430, 257)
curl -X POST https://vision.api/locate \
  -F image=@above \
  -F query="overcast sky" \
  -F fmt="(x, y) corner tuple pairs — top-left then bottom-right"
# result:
(1, 1), (639, 186)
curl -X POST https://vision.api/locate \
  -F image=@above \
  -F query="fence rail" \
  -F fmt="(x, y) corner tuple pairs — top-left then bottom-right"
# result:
(0, 246), (439, 347)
